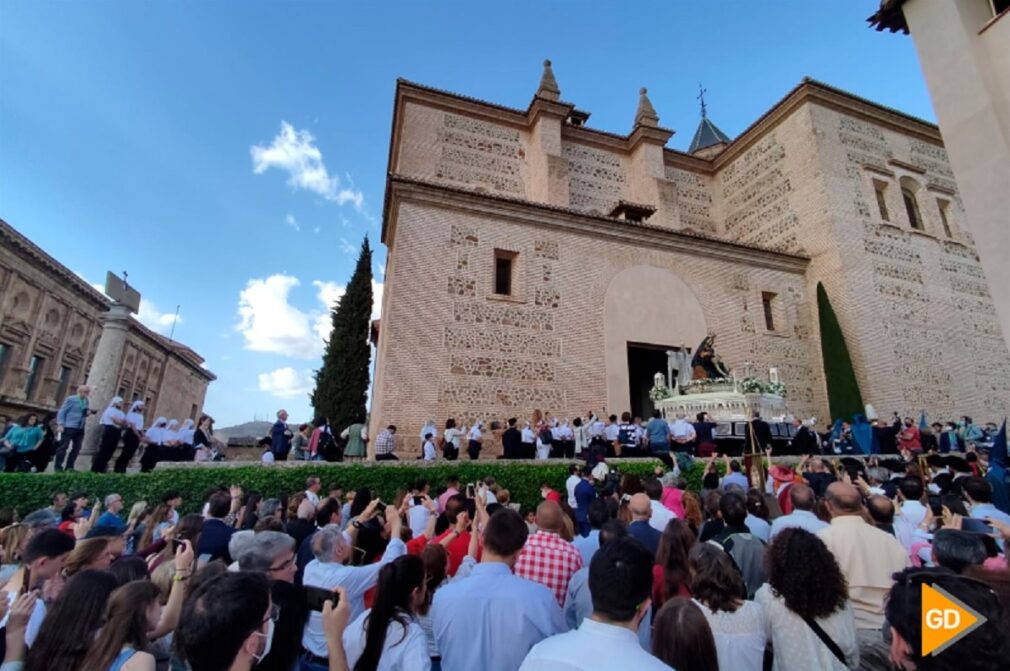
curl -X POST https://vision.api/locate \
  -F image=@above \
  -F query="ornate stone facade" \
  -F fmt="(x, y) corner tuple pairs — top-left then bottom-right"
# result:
(0, 219), (215, 430)
(372, 73), (1010, 453)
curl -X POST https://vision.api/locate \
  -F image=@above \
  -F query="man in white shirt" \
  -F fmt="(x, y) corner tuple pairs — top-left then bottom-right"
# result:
(304, 475), (322, 508)
(769, 484), (828, 539)
(896, 476), (927, 529)
(667, 412), (696, 451)
(644, 478), (675, 533)
(407, 480), (436, 538)
(603, 415), (620, 444)
(521, 536), (671, 671)
(964, 476), (1010, 527)
(301, 507), (405, 661)
(565, 464), (581, 508)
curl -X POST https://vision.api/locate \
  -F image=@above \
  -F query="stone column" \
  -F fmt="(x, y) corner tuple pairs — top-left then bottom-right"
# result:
(83, 302), (131, 456)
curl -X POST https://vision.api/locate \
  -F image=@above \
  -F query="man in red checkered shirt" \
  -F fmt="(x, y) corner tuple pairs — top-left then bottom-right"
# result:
(514, 500), (583, 606)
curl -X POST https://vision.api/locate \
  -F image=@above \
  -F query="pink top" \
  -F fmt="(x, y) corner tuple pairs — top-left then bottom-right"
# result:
(661, 486), (685, 519)
(438, 487), (459, 513)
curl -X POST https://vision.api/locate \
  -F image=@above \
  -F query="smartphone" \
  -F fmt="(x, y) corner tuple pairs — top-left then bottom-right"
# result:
(197, 553), (212, 568)
(172, 539), (186, 553)
(412, 495), (423, 506)
(961, 518), (995, 535)
(465, 484), (476, 498)
(304, 586), (340, 612)
(927, 494), (943, 516)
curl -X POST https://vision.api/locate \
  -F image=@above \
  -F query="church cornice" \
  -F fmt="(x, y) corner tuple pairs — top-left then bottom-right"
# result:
(388, 76), (944, 183)
(383, 175), (809, 274)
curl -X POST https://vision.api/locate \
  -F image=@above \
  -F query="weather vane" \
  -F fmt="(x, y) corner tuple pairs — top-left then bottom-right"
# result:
(697, 83), (708, 119)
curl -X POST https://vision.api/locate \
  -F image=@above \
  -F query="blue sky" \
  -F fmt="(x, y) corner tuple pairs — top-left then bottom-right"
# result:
(0, 1), (932, 427)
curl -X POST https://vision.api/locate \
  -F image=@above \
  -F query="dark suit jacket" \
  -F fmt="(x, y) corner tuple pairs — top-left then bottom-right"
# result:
(501, 427), (522, 459)
(271, 420), (291, 458)
(574, 479), (596, 522)
(196, 517), (236, 563)
(628, 520), (661, 556)
(745, 419), (773, 453)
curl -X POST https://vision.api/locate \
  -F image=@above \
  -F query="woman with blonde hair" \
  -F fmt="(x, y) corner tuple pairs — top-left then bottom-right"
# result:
(0, 522), (30, 582)
(63, 537), (116, 577)
(136, 504), (170, 553)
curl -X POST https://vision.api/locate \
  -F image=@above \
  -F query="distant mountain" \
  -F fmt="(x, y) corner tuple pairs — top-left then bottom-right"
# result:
(214, 421), (273, 440)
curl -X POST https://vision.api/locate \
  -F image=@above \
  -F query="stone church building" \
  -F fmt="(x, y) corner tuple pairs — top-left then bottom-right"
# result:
(370, 62), (1009, 450)
(0, 219), (214, 429)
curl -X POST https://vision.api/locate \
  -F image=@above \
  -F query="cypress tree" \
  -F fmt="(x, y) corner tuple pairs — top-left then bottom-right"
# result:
(311, 237), (373, 432)
(816, 282), (864, 422)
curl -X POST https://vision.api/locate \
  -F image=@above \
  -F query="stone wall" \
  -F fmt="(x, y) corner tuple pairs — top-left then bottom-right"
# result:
(371, 199), (818, 454)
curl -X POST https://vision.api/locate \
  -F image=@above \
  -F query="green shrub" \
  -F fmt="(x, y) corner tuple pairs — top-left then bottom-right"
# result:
(0, 460), (679, 517)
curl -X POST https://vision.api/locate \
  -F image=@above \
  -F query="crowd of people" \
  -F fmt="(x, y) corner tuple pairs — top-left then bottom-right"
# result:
(1, 439), (1009, 671)
(265, 406), (1005, 465)
(0, 386), (226, 474)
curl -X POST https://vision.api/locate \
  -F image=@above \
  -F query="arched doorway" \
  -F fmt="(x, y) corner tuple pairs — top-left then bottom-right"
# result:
(603, 266), (708, 417)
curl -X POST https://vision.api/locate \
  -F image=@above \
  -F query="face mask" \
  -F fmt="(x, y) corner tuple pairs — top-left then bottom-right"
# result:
(251, 619), (274, 665)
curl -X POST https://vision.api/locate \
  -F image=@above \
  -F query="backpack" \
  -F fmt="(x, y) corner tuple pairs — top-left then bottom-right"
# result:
(538, 427), (553, 445)
(717, 534), (767, 599)
(317, 431), (341, 462)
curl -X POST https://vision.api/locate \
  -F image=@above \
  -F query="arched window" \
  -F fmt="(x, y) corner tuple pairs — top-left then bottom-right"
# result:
(900, 177), (924, 231)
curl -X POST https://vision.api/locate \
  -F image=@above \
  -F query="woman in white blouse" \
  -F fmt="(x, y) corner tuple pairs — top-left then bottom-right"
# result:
(343, 554), (431, 671)
(755, 528), (859, 670)
(689, 542), (768, 671)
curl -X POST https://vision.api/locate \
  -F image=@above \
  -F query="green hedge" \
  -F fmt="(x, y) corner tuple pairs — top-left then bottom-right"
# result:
(0, 460), (681, 517)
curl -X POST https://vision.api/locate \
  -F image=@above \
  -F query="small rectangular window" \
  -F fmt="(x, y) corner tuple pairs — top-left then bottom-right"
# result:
(903, 188), (924, 230)
(493, 250), (517, 296)
(873, 180), (890, 222)
(937, 199), (952, 238)
(55, 365), (73, 403)
(0, 343), (11, 387)
(24, 355), (44, 399)
(761, 292), (777, 331)
(991, 0), (1010, 18)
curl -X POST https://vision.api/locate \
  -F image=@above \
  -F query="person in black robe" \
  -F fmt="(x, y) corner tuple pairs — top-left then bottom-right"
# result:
(501, 417), (522, 459)
(744, 411), (773, 454)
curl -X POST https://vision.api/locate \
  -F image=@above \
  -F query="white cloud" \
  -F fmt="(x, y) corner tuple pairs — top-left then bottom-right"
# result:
(137, 299), (182, 335)
(338, 238), (357, 255)
(284, 213), (300, 232)
(258, 367), (313, 399)
(237, 274), (383, 359)
(237, 274), (321, 358)
(251, 122), (364, 208)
